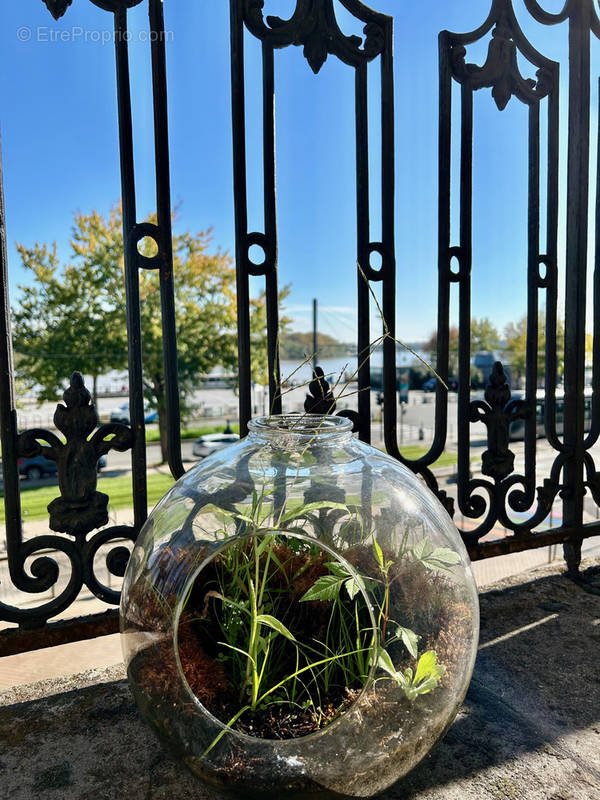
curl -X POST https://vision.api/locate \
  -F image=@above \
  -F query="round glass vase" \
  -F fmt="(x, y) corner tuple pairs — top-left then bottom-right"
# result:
(120, 415), (479, 798)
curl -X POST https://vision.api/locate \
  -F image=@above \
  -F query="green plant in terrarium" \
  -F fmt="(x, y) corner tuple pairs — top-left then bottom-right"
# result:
(179, 490), (376, 745)
(121, 413), (479, 798)
(174, 477), (461, 756)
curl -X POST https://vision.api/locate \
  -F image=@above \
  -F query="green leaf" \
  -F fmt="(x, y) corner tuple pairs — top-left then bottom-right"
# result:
(217, 595), (250, 615)
(233, 512), (256, 525)
(375, 646), (398, 679)
(428, 547), (461, 568)
(411, 538), (432, 561)
(396, 625), (420, 659)
(256, 535), (277, 557)
(278, 501), (349, 526)
(411, 540), (461, 572)
(412, 650), (445, 695)
(299, 574), (344, 602)
(325, 560), (349, 579)
(344, 575), (363, 600)
(218, 641), (255, 666)
(373, 537), (384, 569)
(321, 561), (367, 600)
(375, 648), (445, 701)
(256, 614), (296, 642)
(414, 649), (437, 683)
(413, 675), (443, 695)
(256, 633), (271, 654)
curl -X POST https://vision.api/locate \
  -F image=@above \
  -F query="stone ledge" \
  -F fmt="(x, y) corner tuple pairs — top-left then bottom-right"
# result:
(1, 558), (600, 799)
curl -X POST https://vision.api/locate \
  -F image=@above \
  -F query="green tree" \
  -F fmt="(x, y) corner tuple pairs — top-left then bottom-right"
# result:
(279, 331), (350, 360)
(470, 317), (500, 353)
(424, 326), (459, 376)
(13, 208), (126, 406)
(248, 284), (292, 387)
(12, 205), (281, 462)
(423, 318), (504, 387)
(502, 313), (565, 381)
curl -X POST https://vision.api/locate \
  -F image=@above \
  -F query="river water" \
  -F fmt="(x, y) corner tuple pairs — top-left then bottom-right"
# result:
(280, 347), (428, 387)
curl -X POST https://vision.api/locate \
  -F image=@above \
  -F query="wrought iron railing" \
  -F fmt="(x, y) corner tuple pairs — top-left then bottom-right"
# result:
(1, 0), (599, 655)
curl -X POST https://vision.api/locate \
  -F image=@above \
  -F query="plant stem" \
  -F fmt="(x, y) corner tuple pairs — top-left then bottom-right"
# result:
(257, 645), (369, 706)
(247, 572), (260, 710)
(382, 575), (390, 642)
(201, 704), (251, 759)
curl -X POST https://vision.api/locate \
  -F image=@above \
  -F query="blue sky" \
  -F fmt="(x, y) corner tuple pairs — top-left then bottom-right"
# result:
(0, 0), (592, 344)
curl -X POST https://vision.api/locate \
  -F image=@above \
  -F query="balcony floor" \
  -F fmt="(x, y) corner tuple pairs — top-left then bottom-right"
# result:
(1, 557), (599, 799)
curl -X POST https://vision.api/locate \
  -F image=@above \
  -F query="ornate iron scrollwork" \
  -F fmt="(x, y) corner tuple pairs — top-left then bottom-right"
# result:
(304, 367), (336, 415)
(244, 0), (384, 74)
(449, 9), (554, 109)
(0, 372), (137, 625)
(4, 0), (592, 643)
(18, 372), (133, 539)
(304, 366), (360, 432)
(470, 362), (529, 482)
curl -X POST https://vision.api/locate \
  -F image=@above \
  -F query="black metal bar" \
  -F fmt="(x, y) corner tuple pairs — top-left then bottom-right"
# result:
(544, 69), (561, 451)
(312, 298), (318, 374)
(562, 1), (591, 575)
(523, 100), (540, 508)
(113, 7), (148, 529)
(262, 41), (282, 415)
(380, 15), (397, 458)
(355, 61), (371, 443)
(230, 0), (252, 435)
(1, 0), (596, 646)
(0, 610), (119, 658)
(467, 521), (600, 562)
(149, 0), (184, 479)
(585, 73), (600, 450)
(456, 85), (473, 518)
(432, 31), (452, 462)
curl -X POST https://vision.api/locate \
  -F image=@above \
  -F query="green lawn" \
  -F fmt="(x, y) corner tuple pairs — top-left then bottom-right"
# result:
(398, 445), (458, 468)
(3, 472), (176, 526)
(145, 422), (239, 443)
(3, 446), (459, 525)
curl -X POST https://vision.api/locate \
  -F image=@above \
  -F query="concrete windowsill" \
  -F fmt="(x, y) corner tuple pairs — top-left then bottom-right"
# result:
(1, 558), (599, 799)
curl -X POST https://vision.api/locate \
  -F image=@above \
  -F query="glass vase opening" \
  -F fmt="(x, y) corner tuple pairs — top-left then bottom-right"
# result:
(247, 413), (354, 447)
(121, 414), (479, 798)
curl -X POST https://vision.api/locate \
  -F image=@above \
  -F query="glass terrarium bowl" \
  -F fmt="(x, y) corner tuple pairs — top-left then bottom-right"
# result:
(120, 415), (479, 798)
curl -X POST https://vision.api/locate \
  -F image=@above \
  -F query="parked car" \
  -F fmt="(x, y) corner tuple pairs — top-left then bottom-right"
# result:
(110, 402), (130, 424)
(192, 433), (239, 459)
(422, 377), (458, 392)
(18, 456), (57, 481)
(17, 454), (107, 480)
(110, 402), (156, 425)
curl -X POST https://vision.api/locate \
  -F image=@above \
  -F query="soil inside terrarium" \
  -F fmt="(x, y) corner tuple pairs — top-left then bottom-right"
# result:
(129, 535), (472, 744)
(178, 616), (362, 739)
(176, 539), (370, 740)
